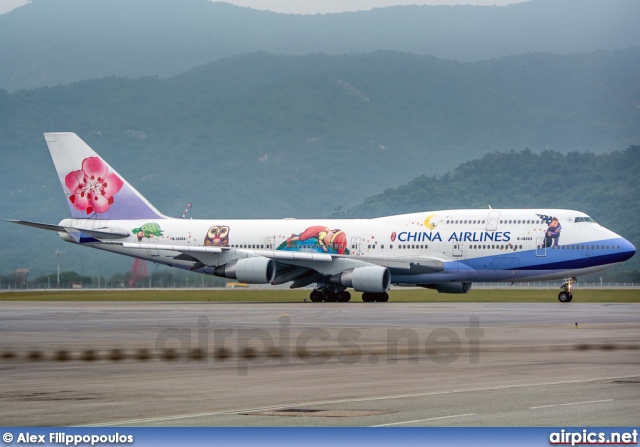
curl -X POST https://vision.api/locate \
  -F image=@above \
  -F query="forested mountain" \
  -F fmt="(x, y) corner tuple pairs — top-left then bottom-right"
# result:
(1, 49), (639, 279)
(1, 0), (638, 90)
(2, 50), (639, 218)
(334, 147), (640, 280)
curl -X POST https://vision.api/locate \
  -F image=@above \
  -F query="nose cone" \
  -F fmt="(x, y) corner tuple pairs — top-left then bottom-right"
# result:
(622, 238), (636, 261)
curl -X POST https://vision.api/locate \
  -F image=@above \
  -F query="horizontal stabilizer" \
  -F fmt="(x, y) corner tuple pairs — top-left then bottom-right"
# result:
(7, 220), (130, 240)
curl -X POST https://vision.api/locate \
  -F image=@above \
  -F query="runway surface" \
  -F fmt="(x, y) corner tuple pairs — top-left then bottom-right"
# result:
(1, 301), (639, 426)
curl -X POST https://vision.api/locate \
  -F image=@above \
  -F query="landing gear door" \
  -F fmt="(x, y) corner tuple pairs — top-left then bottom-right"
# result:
(486, 211), (500, 231)
(536, 237), (546, 257)
(350, 237), (361, 256)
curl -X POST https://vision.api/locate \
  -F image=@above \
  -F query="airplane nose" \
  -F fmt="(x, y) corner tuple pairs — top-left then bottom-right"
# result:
(622, 238), (636, 261)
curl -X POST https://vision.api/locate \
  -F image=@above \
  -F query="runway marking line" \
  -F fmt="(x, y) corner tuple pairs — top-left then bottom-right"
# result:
(529, 399), (614, 409)
(371, 413), (476, 427)
(79, 374), (637, 427)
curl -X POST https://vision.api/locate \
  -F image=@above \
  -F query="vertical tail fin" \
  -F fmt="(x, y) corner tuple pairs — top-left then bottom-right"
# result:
(44, 132), (165, 220)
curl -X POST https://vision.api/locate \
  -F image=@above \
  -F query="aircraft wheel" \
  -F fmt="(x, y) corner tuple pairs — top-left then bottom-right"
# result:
(567, 293), (573, 302)
(337, 291), (351, 302)
(310, 290), (322, 302)
(323, 290), (337, 302)
(378, 292), (389, 302)
(362, 292), (373, 303)
(558, 291), (571, 303)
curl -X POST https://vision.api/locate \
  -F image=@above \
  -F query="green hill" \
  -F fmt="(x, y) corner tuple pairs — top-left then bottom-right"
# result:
(0, 0), (639, 90)
(1, 50), (639, 279)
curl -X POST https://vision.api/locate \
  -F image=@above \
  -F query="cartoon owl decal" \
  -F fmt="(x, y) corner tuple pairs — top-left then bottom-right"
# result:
(204, 225), (230, 247)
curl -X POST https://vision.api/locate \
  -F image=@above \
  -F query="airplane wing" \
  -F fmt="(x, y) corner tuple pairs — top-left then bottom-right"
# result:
(8, 219), (444, 276)
(8, 220), (446, 282)
(116, 242), (444, 274)
(234, 249), (445, 282)
(120, 242), (226, 253)
(110, 243), (444, 280)
(355, 256), (444, 274)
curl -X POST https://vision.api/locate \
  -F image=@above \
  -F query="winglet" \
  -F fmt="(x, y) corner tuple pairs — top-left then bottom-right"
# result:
(44, 132), (165, 220)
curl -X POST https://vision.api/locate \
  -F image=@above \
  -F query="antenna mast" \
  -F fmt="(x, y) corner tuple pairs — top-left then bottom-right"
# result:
(181, 202), (192, 219)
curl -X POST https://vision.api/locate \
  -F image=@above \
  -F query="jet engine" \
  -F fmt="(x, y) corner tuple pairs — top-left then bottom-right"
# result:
(330, 266), (391, 293)
(213, 257), (276, 284)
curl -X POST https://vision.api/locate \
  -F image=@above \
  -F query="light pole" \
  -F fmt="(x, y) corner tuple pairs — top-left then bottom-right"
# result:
(55, 249), (61, 288)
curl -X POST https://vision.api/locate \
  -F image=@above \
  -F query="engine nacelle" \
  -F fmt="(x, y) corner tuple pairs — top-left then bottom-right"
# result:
(213, 257), (276, 284)
(331, 266), (391, 293)
(435, 282), (472, 294)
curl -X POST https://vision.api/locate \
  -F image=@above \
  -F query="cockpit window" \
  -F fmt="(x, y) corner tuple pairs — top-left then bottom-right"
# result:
(575, 216), (596, 223)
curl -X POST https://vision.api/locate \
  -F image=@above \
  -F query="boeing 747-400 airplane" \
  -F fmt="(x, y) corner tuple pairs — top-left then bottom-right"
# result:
(9, 133), (636, 302)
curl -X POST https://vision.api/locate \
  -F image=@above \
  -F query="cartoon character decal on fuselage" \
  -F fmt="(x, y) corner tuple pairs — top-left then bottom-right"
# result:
(278, 225), (350, 255)
(204, 225), (230, 247)
(538, 214), (562, 247)
(132, 222), (163, 241)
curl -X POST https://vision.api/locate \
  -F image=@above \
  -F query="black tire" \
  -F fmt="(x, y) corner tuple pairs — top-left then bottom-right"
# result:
(558, 291), (570, 302)
(566, 293), (573, 302)
(337, 291), (351, 302)
(378, 292), (389, 302)
(310, 290), (322, 302)
(362, 292), (373, 302)
(323, 290), (337, 302)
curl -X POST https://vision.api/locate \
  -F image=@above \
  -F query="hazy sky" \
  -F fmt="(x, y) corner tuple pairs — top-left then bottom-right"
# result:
(0, 0), (526, 15)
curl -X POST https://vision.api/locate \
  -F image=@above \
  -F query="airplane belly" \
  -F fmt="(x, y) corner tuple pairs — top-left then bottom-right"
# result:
(392, 260), (477, 283)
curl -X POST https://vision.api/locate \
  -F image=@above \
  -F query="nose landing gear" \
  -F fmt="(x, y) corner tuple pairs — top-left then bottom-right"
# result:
(558, 277), (577, 302)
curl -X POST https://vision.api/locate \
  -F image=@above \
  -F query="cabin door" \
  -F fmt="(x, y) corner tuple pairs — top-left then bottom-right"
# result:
(265, 237), (275, 250)
(536, 237), (546, 257)
(486, 211), (501, 231)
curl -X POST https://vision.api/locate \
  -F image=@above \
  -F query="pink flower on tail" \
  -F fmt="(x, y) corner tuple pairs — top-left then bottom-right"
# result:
(65, 157), (124, 215)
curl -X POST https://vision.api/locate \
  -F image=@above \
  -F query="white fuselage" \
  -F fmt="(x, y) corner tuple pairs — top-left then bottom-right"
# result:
(57, 208), (635, 285)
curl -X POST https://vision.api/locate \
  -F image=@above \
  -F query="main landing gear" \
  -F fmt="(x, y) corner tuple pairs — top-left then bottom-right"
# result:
(309, 286), (351, 303)
(308, 287), (389, 302)
(558, 277), (577, 303)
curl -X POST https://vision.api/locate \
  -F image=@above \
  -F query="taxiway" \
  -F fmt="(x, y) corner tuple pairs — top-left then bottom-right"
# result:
(1, 301), (639, 426)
